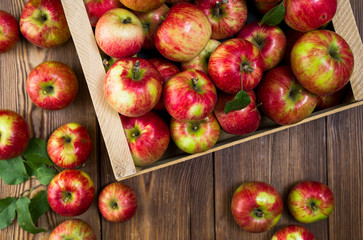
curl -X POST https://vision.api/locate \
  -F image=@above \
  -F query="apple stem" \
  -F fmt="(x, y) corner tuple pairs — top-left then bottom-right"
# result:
(122, 17), (132, 24)
(254, 209), (264, 218)
(290, 89), (303, 96)
(132, 61), (141, 79)
(64, 192), (72, 203)
(192, 77), (199, 89)
(256, 102), (263, 108)
(241, 64), (254, 73)
(310, 201), (318, 211)
(112, 202), (118, 209)
(213, 0), (229, 18)
(103, 59), (110, 68)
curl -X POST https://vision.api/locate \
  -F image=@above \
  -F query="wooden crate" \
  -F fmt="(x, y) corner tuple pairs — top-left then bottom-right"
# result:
(60, 0), (363, 181)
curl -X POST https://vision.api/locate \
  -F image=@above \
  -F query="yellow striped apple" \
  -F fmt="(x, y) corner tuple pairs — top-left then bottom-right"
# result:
(120, 111), (170, 167)
(47, 169), (95, 217)
(208, 38), (263, 94)
(120, 0), (165, 12)
(214, 91), (261, 135)
(98, 182), (137, 222)
(19, 0), (71, 48)
(254, 0), (280, 15)
(237, 21), (286, 71)
(104, 58), (163, 117)
(257, 66), (318, 125)
(272, 225), (316, 240)
(26, 61), (78, 110)
(284, 0), (337, 32)
(231, 182), (283, 233)
(0, 110), (30, 160)
(291, 30), (354, 95)
(95, 8), (144, 58)
(163, 69), (217, 121)
(155, 3), (211, 62)
(134, 4), (169, 50)
(288, 181), (334, 224)
(47, 123), (92, 169)
(149, 58), (180, 110)
(0, 10), (20, 53)
(195, 0), (247, 40)
(181, 39), (221, 74)
(49, 219), (96, 240)
(170, 113), (220, 154)
(84, 0), (124, 27)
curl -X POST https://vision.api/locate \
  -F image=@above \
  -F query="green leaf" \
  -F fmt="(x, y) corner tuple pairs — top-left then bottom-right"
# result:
(15, 197), (46, 234)
(36, 166), (57, 185)
(0, 197), (16, 230)
(23, 161), (44, 177)
(0, 157), (30, 185)
(260, 2), (285, 26)
(224, 90), (252, 114)
(29, 190), (49, 223)
(23, 138), (53, 166)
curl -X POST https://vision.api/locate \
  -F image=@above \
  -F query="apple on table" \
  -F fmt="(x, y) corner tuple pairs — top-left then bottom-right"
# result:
(272, 225), (316, 240)
(49, 219), (96, 240)
(0, 10), (20, 53)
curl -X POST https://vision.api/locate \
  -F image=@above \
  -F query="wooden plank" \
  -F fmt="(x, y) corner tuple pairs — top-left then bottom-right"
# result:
(333, 0), (363, 101)
(327, 106), (363, 240)
(0, 1), (101, 239)
(214, 118), (328, 239)
(60, 0), (136, 180)
(100, 139), (215, 240)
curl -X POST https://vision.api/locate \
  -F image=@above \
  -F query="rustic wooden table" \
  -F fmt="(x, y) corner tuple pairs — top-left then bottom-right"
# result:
(1, 0), (362, 239)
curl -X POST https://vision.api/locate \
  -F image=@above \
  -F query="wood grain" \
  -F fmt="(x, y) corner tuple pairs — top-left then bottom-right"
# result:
(60, 0), (136, 180)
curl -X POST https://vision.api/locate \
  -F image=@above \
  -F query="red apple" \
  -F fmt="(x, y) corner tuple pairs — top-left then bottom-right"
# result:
(291, 30), (354, 95)
(214, 91), (261, 135)
(49, 219), (96, 240)
(20, 0), (71, 48)
(84, 0), (124, 27)
(237, 21), (286, 71)
(0, 110), (30, 160)
(47, 123), (92, 169)
(149, 58), (180, 110)
(284, 0), (337, 32)
(288, 181), (334, 224)
(283, 28), (305, 65)
(181, 39), (221, 74)
(231, 182), (283, 233)
(0, 10), (20, 53)
(155, 3), (212, 62)
(195, 0), (247, 40)
(104, 58), (163, 117)
(95, 8), (144, 58)
(163, 69), (217, 121)
(208, 38), (264, 94)
(47, 169), (95, 217)
(254, 0), (280, 15)
(134, 4), (169, 50)
(170, 113), (220, 154)
(26, 61), (78, 110)
(272, 225), (316, 240)
(166, 0), (192, 4)
(98, 182), (138, 222)
(120, 111), (170, 167)
(316, 86), (349, 110)
(120, 0), (165, 12)
(257, 66), (318, 125)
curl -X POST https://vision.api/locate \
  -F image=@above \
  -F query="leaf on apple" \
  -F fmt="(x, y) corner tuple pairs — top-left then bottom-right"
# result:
(0, 197), (16, 230)
(0, 157), (30, 185)
(260, 1), (285, 26)
(15, 197), (46, 234)
(28, 190), (49, 223)
(224, 90), (251, 114)
(23, 138), (53, 166)
(36, 167), (57, 185)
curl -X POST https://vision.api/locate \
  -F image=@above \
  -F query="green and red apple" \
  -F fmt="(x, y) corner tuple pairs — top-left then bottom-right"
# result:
(272, 225), (316, 240)
(84, 0), (124, 27)
(0, 10), (20, 53)
(254, 0), (281, 15)
(49, 219), (96, 240)
(120, 0), (165, 12)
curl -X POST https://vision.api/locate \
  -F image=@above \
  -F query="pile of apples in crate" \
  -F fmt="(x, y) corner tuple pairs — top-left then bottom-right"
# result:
(0, 0), (353, 238)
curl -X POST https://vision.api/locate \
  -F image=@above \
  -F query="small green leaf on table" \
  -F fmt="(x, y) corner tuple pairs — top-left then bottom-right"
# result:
(36, 166), (57, 185)
(224, 90), (252, 114)
(260, 1), (285, 26)
(23, 138), (53, 166)
(29, 190), (49, 223)
(0, 197), (16, 230)
(0, 157), (30, 185)
(15, 197), (46, 234)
